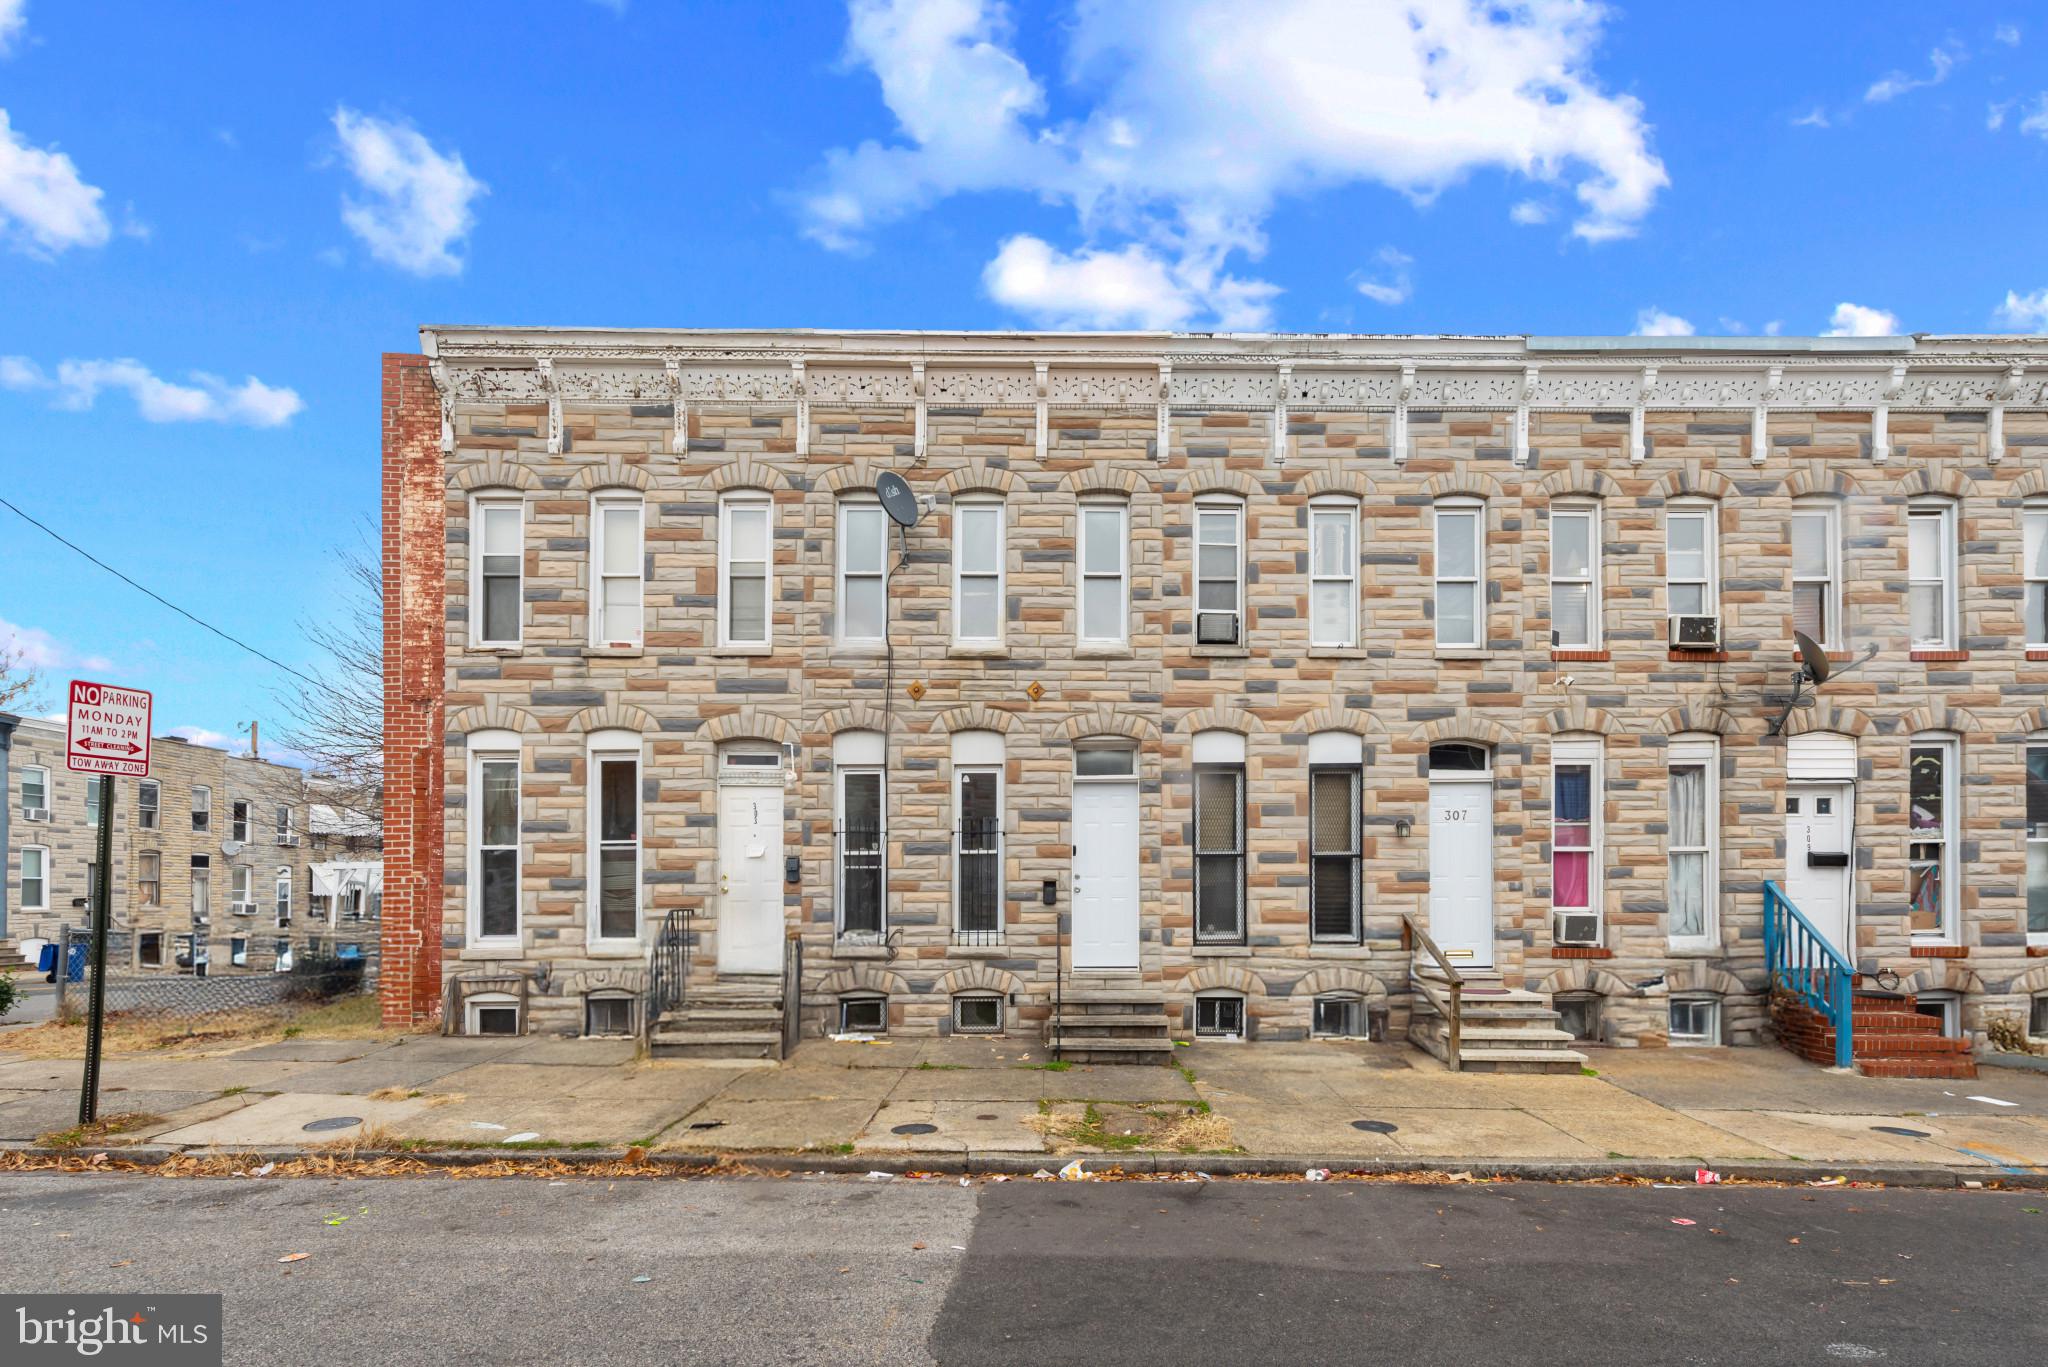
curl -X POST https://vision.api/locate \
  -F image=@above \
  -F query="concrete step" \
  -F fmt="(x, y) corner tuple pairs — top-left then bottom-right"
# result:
(648, 1029), (782, 1061)
(1455, 1048), (1590, 1074)
(660, 1007), (783, 1031)
(1435, 1025), (1579, 1048)
(1060, 990), (1168, 1009)
(1047, 1036), (1177, 1066)
(1055, 1020), (1172, 1040)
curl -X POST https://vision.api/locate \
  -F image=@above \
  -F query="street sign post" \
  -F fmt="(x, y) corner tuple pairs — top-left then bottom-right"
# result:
(67, 680), (152, 1126)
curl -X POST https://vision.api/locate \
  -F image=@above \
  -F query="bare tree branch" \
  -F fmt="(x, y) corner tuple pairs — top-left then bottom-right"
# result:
(0, 635), (48, 715)
(272, 518), (383, 831)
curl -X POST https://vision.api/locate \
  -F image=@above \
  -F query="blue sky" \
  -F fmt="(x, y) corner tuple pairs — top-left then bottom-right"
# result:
(1, 0), (2045, 753)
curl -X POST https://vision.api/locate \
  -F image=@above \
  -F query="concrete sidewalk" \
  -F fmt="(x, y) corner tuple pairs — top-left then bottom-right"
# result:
(5, 1032), (2048, 1178)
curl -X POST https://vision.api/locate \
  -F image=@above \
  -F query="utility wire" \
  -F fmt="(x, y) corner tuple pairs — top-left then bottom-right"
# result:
(0, 494), (326, 691)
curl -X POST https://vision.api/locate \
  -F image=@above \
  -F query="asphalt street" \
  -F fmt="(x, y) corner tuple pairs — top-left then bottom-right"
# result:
(0, 1173), (2040, 1366)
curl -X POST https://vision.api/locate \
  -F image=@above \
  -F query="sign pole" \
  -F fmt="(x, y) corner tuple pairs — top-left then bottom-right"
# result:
(79, 774), (114, 1126)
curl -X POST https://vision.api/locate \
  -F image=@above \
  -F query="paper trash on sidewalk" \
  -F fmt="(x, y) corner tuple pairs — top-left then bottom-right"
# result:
(1305, 1168), (1329, 1182)
(1058, 1160), (1089, 1181)
(1695, 1168), (1722, 1184)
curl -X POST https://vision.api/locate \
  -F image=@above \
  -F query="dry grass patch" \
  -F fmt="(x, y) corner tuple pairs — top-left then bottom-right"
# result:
(1029, 1101), (1239, 1155)
(0, 997), (404, 1059)
(37, 1113), (163, 1149)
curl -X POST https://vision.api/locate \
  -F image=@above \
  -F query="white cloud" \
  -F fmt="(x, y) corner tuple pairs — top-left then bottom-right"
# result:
(1632, 307), (1695, 337)
(1988, 100), (2014, 130)
(1353, 247), (1413, 306)
(1865, 45), (1960, 102)
(1822, 302), (1902, 336)
(166, 726), (233, 750)
(1994, 288), (2048, 331)
(0, 0), (25, 57)
(1791, 107), (1830, 128)
(0, 107), (111, 256)
(1994, 23), (2020, 46)
(1508, 199), (1551, 225)
(2021, 94), (2048, 139)
(805, 0), (1667, 327)
(982, 233), (1278, 329)
(0, 354), (303, 426)
(0, 616), (114, 676)
(331, 107), (486, 277)
(1763, 320), (1783, 336)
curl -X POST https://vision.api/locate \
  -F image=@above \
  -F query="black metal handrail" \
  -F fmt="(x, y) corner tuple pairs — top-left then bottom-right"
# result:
(645, 906), (687, 1037)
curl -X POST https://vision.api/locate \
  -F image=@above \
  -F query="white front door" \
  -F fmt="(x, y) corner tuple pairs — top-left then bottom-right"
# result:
(717, 783), (784, 973)
(1428, 779), (1494, 967)
(1072, 781), (1140, 970)
(1785, 782), (1854, 959)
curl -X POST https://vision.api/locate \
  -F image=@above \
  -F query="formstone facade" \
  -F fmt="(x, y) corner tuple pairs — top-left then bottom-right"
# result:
(381, 329), (2048, 1055)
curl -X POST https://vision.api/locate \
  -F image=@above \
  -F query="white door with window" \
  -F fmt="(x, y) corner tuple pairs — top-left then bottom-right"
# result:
(1785, 783), (1854, 959)
(1428, 780), (1494, 967)
(717, 780), (784, 973)
(1072, 781), (1140, 969)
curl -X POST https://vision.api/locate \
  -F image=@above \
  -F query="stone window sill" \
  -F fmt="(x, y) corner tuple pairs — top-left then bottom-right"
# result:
(460, 944), (526, 961)
(1306, 943), (1369, 958)
(1191, 943), (1248, 956)
(1191, 646), (1251, 659)
(1908, 649), (1969, 663)
(585, 942), (645, 959)
(1074, 644), (1135, 660)
(1550, 649), (1610, 663)
(834, 942), (892, 959)
(1433, 648), (1490, 661)
(831, 646), (889, 661)
(1307, 647), (1370, 660)
(473, 646), (524, 657)
(581, 648), (645, 660)
(948, 643), (1010, 659)
(713, 644), (777, 658)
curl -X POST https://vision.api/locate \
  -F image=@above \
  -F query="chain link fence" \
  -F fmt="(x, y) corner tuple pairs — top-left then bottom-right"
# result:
(48, 925), (378, 1024)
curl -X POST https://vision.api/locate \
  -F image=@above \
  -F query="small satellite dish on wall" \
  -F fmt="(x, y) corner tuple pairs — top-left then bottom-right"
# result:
(1793, 630), (1831, 685)
(875, 471), (920, 528)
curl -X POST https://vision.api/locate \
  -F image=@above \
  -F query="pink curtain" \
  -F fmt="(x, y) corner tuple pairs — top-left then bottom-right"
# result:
(1554, 850), (1590, 910)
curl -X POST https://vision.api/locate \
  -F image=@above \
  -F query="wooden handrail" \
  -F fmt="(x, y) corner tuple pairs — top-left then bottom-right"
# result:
(1400, 913), (1464, 1071)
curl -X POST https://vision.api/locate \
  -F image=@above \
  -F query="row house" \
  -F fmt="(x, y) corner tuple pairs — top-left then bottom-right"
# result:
(380, 329), (2048, 1070)
(0, 716), (334, 974)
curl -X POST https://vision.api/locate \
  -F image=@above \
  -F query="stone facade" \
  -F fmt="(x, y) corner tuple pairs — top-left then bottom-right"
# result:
(3, 717), (130, 940)
(382, 330), (2048, 1054)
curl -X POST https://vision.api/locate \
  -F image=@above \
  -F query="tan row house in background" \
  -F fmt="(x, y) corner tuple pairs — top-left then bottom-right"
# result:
(378, 329), (2048, 1076)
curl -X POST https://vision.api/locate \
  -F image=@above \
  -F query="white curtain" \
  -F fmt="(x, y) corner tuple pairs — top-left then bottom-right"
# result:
(1669, 764), (1707, 937)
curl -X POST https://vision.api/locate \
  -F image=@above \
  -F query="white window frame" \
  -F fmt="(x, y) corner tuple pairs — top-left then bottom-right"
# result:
(1790, 498), (1841, 649)
(590, 491), (645, 649)
(1433, 498), (1484, 649)
(85, 779), (101, 827)
(1192, 730), (1247, 945)
(1908, 733), (1959, 944)
(229, 935), (248, 968)
(231, 864), (254, 915)
(1667, 734), (1720, 951)
(472, 494), (525, 648)
(1548, 502), (1601, 649)
(834, 730), (887, 940)
(19, 845), (48, 911)
(951, 730), (1004, 939)
(1666, 501), (1718, 619)
(718, 491), (774, 648)
(587, 732), (643, 947)
(231, 800), (250, 844)
(1550, 736), (1603, 942)
(275, 805), (293, 842)
(19, 764), (48, 817)
(1308, 731), (1364, 944)
(837, 499), (889, 647)
(2027, 733), (2048, 948)
(951, 497), (1006, 644)
(1308, 498), (1359, 648)
(138, 780), (160, 832)
(1193, 498), (1245, 646)
(1311, 995), (1365, 1039)
(274, 866), (293, 926)
(1077, 498), (1129, 646)
(839, 995), (887, 1035)
(585, 992), (635, 1038)
(190, 785), (210, 833)
(139, 849), (161, 907)
(191, 862), (211, 921)
(469, 732), (522, 947)
(2024, 499), (2048, 649)
(1194, 992), (1246, 1039)
(1906, 499), (1957, 650)
(1668, 996), (1720, 1046)
(465, 993), (521, 1037)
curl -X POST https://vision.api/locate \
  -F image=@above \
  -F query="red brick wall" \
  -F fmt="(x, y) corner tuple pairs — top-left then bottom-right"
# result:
(380, 352), (446, 1026)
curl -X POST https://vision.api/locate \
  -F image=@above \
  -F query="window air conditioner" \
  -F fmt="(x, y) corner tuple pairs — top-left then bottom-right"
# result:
(1553, 912), (1602, 946)
(1196, 611), (1240, 645)
(23, 808), (48, 822)
(276, 833), (300, 847)
(232, 903), (255, 917)
(1668, 614), (1719, 649)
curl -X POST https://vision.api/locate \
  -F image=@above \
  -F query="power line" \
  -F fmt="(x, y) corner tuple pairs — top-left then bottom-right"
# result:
(0, 494), (326, 691)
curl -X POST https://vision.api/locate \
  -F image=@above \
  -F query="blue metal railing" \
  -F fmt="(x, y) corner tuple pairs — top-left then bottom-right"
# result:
(1761, 879), (1854, 1069)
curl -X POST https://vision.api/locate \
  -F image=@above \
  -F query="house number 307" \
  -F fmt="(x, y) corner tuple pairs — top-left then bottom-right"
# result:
(1438, 808), (1467, 822)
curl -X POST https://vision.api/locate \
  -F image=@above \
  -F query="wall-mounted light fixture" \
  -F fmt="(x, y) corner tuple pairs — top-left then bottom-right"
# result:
(1393, 816), (1413, 839)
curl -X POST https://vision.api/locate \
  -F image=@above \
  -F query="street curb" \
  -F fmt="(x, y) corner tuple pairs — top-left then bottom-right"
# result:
(3, 1141), (2041, 1188)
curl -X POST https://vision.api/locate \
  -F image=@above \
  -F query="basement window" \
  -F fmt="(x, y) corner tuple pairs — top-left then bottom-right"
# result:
(1668, 997), (1719, 1047)
(1194, 993), (1245, 1039)
(1914, 991), (1961, 1039)
(2031, 995), (2048, 1041)
(466, 994), (520, 1037)
(585, 994), (633, 1038)
(1553, 993), (1601, 1044)
(1311, 996), (1362, 1039)
(952, 995), (1004, 1035)
(138, 932), (163, 968)
(839, 996), (886, 1035)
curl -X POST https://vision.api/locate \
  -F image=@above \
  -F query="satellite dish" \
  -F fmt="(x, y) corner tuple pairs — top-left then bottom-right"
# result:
(1793, 630), (1831, 685)
(875, 472), (920, 528)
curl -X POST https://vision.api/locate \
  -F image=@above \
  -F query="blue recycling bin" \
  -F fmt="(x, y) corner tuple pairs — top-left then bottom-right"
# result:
(64, 940), (89, 983)
(36, 942), (57, 976)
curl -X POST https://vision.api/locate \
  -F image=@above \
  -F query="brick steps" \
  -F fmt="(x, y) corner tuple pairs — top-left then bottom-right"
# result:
(1771, 990), (1976, 1079)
